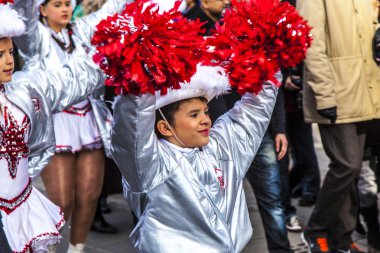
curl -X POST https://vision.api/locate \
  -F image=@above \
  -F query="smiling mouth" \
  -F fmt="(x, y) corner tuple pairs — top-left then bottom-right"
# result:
(198, 129), (209, 135)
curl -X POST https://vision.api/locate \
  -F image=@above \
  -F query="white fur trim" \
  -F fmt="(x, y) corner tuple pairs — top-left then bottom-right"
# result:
(155, 64), (231, 109)
(0, 5), (25, 38)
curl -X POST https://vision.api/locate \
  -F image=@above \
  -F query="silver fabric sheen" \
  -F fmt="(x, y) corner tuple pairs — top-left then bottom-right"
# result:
(112, 84), (278, 253)
(12, 0), (132, 161)
(3, 56), (103, 179)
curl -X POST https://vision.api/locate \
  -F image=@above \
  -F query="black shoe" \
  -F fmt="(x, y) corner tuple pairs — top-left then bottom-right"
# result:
(302, 231), (331, 253)
(331, 244), (366, 253)
(355, 219), (367, 236)
(99, 197), (111, 214)
(91, 218), (119, 234)
(299, 196), (317, 207)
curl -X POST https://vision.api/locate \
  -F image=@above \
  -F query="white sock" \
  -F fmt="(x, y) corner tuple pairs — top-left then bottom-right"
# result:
(67, 243), (85, 253)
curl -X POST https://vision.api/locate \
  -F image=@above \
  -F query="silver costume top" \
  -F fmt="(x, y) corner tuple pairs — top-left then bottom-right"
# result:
(111, 84), (278, 253)
(2, 55), (103, 179)
(12, 0), (131, 161)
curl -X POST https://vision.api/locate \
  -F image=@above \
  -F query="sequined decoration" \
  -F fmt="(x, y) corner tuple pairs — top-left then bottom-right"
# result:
(0, 179), (32, 214)
(0, 106), (30, 179)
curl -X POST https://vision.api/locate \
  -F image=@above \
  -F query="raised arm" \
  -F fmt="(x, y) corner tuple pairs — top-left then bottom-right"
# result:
(209, 81), (279, 178)
(12, 0), (45, 62)
(11, 53), (103, 113)
(73, 0), (133, 47)
(111, 93), (163, 192)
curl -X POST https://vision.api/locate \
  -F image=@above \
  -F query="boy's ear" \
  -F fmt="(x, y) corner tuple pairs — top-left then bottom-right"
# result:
(156, 120), (174, 137)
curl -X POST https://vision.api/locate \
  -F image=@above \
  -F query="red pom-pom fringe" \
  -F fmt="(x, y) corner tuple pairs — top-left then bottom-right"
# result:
(205, 0), (312, 95)
(91, 0), (206, 95)
(0, 0), (14, 4)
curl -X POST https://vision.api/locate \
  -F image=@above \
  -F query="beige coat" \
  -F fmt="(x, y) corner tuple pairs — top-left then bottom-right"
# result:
(297, 0), (380, 124)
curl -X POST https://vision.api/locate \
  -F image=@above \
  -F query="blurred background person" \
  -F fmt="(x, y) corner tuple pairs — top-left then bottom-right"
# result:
(297, 0), (380, 252)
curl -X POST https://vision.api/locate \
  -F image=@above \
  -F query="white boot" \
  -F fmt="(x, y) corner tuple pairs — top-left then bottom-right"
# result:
(67, 243), (85, 253)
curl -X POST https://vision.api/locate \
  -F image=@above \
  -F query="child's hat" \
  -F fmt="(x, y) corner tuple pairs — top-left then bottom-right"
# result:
(0, 2), (25, 38)
(155, 64), (230, 109)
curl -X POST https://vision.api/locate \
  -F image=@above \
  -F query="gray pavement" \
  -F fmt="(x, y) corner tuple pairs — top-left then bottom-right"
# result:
(33, 125), (375, 253)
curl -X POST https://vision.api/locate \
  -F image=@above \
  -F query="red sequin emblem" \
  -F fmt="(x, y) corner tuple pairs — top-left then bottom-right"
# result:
(0, 106), (30, 179)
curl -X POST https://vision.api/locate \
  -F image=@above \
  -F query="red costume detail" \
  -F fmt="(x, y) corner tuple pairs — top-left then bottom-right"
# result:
(91, 0), (206, 95)
(205, 0), (312, 95)
(0, 0), (13, 4)
(0, 106), (30, 179)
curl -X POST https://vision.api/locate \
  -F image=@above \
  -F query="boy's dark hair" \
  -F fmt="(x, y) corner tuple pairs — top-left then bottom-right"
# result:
(155, 97), (207, 138)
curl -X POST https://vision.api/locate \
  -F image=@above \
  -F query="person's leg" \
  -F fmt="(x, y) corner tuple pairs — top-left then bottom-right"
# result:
(41, 153), (76, 221)
(286, 112), (306, 196)
(306, 123), (365, 250)
(90, 199), (118, 234)
(278, 152), (302, 232)
(287, 112), (320, 204)
(70, 149), (105, 245)
(246, 132), (293, 253)
(358, 151), (380, 250)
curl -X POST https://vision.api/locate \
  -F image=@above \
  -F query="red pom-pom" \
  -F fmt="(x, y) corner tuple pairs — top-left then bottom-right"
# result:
(205, 0), (312, 94)
(0, 0), (14, 4)
(91, 0), (206, 95)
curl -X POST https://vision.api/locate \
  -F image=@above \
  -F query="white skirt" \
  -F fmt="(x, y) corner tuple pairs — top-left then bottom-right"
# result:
(53, 100), (103, 153)
(1, 185), (65, 253)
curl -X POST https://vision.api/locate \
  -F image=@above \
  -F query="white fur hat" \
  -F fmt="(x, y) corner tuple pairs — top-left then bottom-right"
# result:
(0, 4), (25, 38)
(155, 64), (230, 109)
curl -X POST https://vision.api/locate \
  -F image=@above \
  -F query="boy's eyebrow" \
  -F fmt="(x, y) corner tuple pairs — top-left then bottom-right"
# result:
(187, 107), (209, 114)
(188, 108), (201, 113)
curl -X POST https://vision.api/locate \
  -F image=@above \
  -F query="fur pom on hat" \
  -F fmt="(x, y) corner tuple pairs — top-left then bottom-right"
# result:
(0, 4), (25, 38)
(155, 64), (231, 109)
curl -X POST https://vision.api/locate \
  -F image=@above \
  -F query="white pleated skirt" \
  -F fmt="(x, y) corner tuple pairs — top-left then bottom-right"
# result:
(1, 186), (65, 253)
(53, 100), (102, 153)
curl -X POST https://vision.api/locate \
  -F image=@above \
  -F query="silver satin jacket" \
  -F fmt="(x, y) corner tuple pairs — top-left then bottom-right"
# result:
(3, 56), (103, 179)
(12, 0), (131, 160)
(111, 84), (278, 253)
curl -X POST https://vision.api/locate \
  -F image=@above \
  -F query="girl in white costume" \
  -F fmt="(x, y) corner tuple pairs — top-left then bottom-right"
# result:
(12, 0), (129, 251)
(0, 2), (103, 252)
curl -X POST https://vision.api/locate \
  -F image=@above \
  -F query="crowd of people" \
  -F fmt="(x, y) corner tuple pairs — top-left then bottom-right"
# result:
(0, 0), (379, 253)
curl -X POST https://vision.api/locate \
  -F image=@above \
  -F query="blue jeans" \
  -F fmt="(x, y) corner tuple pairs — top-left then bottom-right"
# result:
(246, 132), (293, 253)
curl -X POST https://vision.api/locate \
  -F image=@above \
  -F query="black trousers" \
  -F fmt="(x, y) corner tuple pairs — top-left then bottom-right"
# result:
(306, 122), (366, 250)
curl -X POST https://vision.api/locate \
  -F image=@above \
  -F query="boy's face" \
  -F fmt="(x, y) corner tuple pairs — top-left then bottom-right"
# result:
(169, 98), (212, 148)
(0, 37), (14, 84)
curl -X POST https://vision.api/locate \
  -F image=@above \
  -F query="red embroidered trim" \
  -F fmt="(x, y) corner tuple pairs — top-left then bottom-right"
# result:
(0, 179), (32, 214)
(55, 209), (66, 231)
(62, 103), (92, 116)
(13, 232), (61, 253)
(213, 167), (225, 190)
